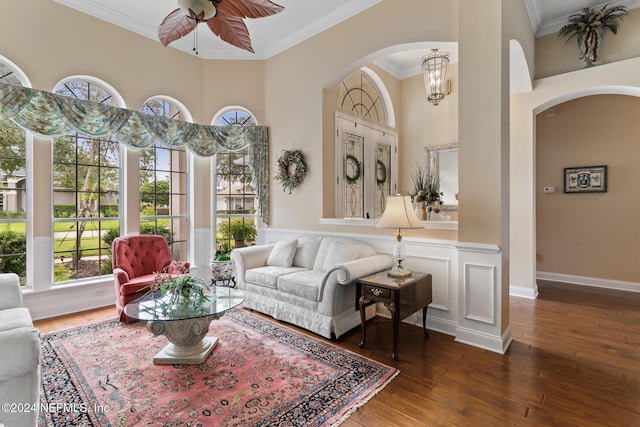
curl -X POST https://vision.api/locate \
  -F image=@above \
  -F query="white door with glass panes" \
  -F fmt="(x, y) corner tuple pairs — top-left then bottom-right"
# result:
(335, 113), (397, 219)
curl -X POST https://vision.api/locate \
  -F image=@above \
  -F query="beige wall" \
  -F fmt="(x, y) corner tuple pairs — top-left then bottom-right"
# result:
(264, 0), (459, 233)
(535, 8), (640, 80)
(536, 95), (640, 283)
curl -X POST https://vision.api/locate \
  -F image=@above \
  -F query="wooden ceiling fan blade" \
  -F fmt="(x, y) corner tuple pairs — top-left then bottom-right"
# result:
(158, 9), (197, 46)
(206, 10), (254, 53)
(216, 0), (284, 19)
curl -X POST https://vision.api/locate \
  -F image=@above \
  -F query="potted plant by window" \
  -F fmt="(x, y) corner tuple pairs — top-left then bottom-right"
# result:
(218, 219), (257, 249)
(210, 250), (235, 284)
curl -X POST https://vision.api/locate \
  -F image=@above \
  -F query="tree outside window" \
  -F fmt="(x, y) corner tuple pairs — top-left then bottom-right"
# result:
(0, 120), (27, 283)
(138, 98), (189, 262)
(52, 80), (121, 282)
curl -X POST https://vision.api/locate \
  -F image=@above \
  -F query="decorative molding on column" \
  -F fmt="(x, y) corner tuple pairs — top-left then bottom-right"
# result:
(456, 241), (510, 354)
(463, 263), (496, 324)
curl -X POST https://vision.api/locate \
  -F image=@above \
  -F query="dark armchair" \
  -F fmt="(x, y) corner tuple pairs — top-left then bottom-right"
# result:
(112, 234), (189, 322)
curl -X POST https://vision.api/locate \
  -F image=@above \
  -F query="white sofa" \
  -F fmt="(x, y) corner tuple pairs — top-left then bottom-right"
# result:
(231, 236), (392, 339)
(0, 273), (41, 427)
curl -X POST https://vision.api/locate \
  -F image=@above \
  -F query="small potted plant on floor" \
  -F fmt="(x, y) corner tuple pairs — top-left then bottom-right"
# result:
(210, 249), (235, 284)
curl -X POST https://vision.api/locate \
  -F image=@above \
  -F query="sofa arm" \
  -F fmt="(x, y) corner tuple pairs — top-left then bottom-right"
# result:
(325, 254), (393, 285)
(113, 267), (130, 287)
(0, 273), (23, 310)
(318, 254), (392, 301)
(0, 326), (41, 382)
(231, 245), (274, 288)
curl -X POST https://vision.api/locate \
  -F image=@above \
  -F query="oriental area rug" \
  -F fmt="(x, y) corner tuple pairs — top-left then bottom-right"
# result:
(38, 309), (398, 427)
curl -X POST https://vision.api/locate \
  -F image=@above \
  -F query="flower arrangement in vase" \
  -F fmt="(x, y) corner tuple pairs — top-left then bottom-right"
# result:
(409, 163), (443, 220)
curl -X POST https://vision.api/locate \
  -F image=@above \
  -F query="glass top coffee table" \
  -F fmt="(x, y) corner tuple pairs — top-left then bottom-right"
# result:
(124, 279), (245, 365)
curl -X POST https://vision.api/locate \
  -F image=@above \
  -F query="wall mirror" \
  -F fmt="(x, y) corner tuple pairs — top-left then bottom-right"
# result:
(424, 143), (458, 210)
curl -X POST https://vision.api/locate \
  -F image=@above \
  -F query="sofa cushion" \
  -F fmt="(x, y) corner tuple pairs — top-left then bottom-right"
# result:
(267, 239), (298, 267)
(246, 266), (307, 289)
(293, 236), (323, 269)
(277, 270), (325, 301)
(314, 238), (376, 272)
(0, 307), (33, 332)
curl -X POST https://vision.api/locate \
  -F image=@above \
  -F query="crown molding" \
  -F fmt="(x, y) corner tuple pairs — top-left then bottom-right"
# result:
(535, 0), (640, 37)
(54, 0), (382, 60)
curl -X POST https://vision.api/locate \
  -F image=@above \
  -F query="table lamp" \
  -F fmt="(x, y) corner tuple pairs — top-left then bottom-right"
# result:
(375, 194), (424, 277)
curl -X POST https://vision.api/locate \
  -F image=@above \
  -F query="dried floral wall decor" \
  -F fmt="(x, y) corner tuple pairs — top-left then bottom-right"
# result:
(274, 149), (308, 194)
(557, 4), (628, 67)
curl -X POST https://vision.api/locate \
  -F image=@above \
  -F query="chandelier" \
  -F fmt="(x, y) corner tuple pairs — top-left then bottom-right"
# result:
(421, 49), (450, 106)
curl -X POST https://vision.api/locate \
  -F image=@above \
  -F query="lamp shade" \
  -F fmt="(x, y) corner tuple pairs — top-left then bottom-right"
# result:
(375, 195), (423, 229)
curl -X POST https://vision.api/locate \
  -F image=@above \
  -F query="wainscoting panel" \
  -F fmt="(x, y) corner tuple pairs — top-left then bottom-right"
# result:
(24, 278), (115, 321)
(464, 263), (496, 324)
(455, 242), (509, 353)
(191, 228), (212, 281)
(261, 229), (463, 341)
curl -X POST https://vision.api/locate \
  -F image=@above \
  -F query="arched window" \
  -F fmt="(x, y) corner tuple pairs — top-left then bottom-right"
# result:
(52, 78), (122, 282)
(338, 69), (387, 125)
(139, 97), (189, 260)
(212, 107), (258, 253)
(336, 69), (397, 219)
(0, 58), (29, 284)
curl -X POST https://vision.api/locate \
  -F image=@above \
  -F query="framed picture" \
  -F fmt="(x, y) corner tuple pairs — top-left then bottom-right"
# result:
(564, 165), (607, 193)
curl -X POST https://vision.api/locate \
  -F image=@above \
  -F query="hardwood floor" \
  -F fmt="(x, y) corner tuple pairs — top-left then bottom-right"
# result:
(33, 280), (640, 426)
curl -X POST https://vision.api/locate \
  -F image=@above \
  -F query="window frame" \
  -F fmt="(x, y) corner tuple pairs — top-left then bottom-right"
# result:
(51, 79), (123, 284)
(211, 107), (259, 254)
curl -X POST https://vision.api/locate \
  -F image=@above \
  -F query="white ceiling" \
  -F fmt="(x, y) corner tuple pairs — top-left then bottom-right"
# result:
(54, 0), (639, 79)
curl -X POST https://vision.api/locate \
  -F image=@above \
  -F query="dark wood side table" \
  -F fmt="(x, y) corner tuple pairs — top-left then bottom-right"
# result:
(358, 271), (432, 361)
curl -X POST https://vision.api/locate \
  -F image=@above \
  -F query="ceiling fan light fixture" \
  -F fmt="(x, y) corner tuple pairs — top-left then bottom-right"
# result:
(178, 0), (217, 21)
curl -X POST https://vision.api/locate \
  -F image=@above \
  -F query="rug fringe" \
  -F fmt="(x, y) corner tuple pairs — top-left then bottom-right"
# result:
(329, 368), (401, 427)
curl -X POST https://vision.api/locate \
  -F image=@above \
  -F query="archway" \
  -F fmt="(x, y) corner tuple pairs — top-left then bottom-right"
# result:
(510, 57), (640, 298)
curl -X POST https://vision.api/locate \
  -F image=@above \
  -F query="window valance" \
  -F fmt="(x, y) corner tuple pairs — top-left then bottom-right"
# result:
(0, 81), (269, 224)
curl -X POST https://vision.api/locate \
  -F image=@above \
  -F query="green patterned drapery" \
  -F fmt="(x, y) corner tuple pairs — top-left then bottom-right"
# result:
(0, 82), (269, 225)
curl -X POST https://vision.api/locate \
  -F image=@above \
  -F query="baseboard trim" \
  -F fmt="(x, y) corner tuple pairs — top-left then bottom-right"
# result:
(509, 284), (539, 299)
(455, 325), (512, 354)
(536, 272), (640, 293)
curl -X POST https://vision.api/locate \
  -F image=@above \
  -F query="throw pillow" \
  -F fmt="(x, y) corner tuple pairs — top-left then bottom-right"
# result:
(321, 238), (375, 272)
(266, 239), (298, 267)
(293, 236), (323, 269)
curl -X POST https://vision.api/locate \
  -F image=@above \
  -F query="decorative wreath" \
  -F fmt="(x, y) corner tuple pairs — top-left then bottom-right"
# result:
(345, 154), (361, 185)
(376, 160), (387, 185)
(275, 149), (308, 194)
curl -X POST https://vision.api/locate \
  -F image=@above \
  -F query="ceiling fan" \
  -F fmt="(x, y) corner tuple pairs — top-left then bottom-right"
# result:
(158, 0), (284, 53)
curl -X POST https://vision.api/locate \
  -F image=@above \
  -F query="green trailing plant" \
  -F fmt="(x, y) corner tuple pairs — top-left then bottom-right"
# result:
(212, 250), (231, 261)
(557, 3), (628, 66)
(147, 273), (210, 307)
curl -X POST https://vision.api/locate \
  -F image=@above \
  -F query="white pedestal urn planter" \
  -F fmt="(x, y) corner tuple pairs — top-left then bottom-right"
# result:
(210, 258), (235, 286)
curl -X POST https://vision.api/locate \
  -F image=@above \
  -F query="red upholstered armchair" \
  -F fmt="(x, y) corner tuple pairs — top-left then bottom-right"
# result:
(112, 234), (189, 322)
